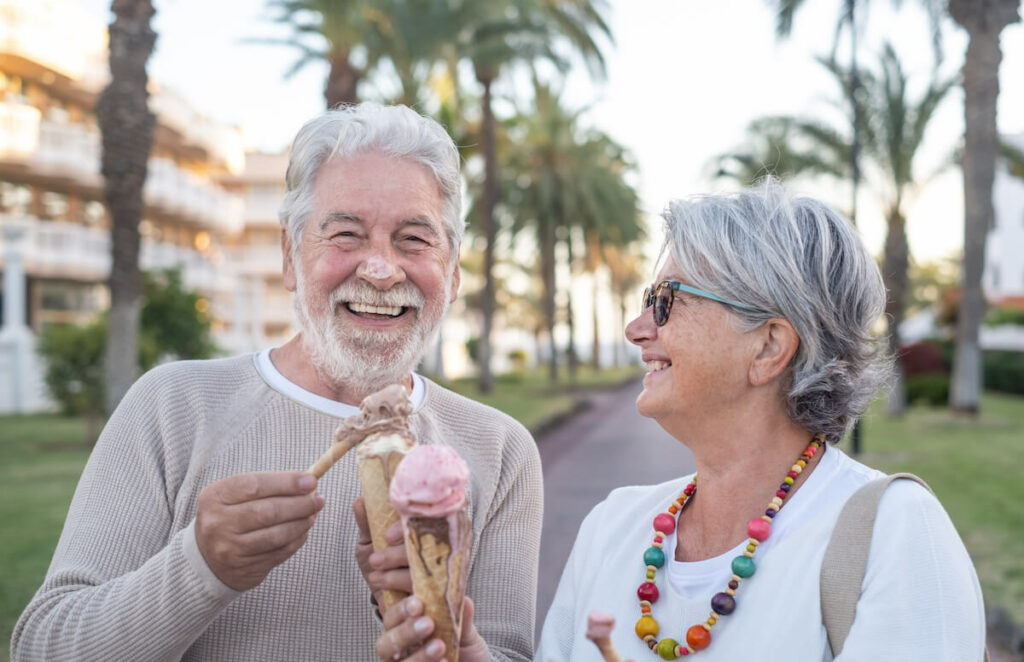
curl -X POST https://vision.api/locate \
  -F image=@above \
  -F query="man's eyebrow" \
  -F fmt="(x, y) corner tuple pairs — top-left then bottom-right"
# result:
(319, 212), (361, 231)
(399, 217), (442, 236)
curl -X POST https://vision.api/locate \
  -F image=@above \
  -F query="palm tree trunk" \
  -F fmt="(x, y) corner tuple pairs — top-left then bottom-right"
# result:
(948, 1), (1019, 413)
(565, 231), (578, 382)
(476, 74), (498, 393)
(591, 272), (600, 370)
(541, 221), (558, 382)
(325, 51), (361, 108)
(882, 207), (909, 416)
(97, 0), (156, 415)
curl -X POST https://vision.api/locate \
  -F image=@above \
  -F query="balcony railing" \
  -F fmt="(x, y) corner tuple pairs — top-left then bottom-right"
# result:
(0, 101), (41, 159)
(144, 157), (244, 233)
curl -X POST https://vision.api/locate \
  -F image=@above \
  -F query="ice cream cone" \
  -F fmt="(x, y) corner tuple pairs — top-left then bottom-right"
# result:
(389, 445), (473, 662)
(358, 440), (411, 611)
(586, 611), (623, 662)
(404, 509), (471, 662)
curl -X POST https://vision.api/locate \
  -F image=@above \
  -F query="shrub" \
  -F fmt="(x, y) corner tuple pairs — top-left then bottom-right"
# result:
(900, 340), (950, 377)
(36, 321), (106, 417)
(984, 351), (1024, 395)
(905, 374), (950, 406)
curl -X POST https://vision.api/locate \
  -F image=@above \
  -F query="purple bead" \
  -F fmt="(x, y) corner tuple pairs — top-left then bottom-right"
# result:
(780, 483), (791, 492)
(711, 592), (736, 615)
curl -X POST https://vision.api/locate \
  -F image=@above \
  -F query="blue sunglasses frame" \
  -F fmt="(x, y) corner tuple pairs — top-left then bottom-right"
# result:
(643, 280), (765, 326)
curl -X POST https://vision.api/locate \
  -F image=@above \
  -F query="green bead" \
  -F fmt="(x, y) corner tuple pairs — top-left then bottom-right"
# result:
(644, 546), (666, 568)
(732, 555), (756, 578)
(657, 638), (679, 659)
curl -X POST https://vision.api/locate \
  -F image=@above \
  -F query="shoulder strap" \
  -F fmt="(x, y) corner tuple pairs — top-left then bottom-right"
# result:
(820, 473), (933, 657)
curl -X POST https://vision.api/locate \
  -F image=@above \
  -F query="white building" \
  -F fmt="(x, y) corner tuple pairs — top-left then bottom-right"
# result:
(987, 132), (1024, 302)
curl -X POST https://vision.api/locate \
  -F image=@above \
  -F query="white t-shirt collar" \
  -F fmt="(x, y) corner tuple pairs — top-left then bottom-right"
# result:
(254, 348), (426, 417)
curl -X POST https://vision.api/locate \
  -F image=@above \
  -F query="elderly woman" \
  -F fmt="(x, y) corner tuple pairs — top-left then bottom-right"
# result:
(535, 180), (985, 661)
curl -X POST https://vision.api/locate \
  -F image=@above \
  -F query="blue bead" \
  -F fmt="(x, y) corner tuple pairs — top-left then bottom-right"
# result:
(731, 555), (756, 578)
(644, 546), (666, 568)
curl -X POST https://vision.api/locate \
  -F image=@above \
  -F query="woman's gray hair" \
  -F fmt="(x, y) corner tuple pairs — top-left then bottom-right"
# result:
(661, 177), (891, 443)
(279, 103), (464, 258)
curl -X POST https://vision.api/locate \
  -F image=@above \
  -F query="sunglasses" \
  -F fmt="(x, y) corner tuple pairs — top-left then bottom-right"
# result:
(642, 280), (766, 326)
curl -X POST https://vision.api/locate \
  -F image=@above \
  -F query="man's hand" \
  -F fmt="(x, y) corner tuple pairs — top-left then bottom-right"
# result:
(353, 497), (412, 600)
(196, 471), (324, 591)
(374, 596), (488, 662)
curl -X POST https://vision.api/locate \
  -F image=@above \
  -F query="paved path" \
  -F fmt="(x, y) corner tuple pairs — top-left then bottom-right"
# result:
(534, 378), (695, 638)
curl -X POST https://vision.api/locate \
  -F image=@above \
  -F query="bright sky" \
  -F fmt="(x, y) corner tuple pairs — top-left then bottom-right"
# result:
(78, 0), (1024, 265)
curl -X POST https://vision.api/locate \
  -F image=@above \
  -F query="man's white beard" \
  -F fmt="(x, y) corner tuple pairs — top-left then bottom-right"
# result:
(293, 267), (450, 396)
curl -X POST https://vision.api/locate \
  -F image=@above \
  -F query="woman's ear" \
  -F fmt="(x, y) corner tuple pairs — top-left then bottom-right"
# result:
(749, 319), (800, 386)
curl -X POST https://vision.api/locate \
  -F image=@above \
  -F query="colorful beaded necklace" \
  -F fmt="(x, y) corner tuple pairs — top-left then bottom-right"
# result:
(634, 434), (824, 658)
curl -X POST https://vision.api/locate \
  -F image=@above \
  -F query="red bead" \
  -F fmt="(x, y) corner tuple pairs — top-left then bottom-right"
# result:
(637, 582), (660, 602)
(787, 471), (798, 479)
(776, 489), (787, 499)
(684, 484), (695, 495)
(686, 625), (711, 650)
(654, 535), (664, 544)
(747, 517), (771, 541)
(654, 513), (676, 535)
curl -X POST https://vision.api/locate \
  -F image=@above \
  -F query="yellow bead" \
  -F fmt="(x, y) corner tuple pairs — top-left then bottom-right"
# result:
(797, 459), (807, 468)
(635, 615), (659, 639)
(707, 616), (717, 626)
(646, 569), (656, 580)
(746, 543), (756, 553)
(784, 476), (794, 485)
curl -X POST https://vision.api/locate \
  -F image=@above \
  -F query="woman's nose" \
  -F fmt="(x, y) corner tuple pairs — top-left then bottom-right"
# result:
(625, 308), (654, 346)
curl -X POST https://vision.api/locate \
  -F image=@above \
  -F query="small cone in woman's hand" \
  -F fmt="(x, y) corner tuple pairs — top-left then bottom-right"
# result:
(586, 611), (623, 662)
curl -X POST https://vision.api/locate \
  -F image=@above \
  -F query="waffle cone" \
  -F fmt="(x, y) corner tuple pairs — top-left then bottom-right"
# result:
(359, 449), (408, 611)
(592, 638), (623, 662)
(405, 510), (471, 662)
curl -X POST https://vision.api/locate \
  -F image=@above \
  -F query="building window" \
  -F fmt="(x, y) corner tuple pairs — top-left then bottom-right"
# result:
(41, 191), (69, 220)
(0, 182), (31, 214)
(84, 200), (106, 226)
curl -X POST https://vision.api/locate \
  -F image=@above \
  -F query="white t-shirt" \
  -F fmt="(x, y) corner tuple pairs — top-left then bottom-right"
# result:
(536, 446), (986, 661)
(255, 348), (426, 415)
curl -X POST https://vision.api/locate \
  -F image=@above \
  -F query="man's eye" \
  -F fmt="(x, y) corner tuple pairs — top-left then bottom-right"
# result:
(402, 235), (429, 244)
(331, 231), (356, 239)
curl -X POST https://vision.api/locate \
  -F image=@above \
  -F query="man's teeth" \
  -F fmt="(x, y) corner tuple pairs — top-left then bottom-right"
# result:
(348, 302), (404, 316)
(646, 360), (670, 372)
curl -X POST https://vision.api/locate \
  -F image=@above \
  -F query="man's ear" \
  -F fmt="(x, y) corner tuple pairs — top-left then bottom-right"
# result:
(282, 229), (297, 292)
(748, 319), (800, 387)
(449, 259), (461, 304)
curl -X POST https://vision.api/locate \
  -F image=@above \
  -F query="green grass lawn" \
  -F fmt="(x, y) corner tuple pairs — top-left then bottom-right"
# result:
(839, 392), (1024, 625)
(2, 384), (1021, 658)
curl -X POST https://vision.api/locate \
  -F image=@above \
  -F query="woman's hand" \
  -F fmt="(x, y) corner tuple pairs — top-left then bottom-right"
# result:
(374, 596), (488, 662)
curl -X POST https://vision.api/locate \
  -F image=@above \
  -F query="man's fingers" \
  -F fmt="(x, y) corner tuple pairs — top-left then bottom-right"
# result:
(218, 472), (317, 505)
(353, 497), (371, 543)
(382, 596), (423, 630)
(236, 514), (318, 556)
(376, 595), (446, 662)
(233, 493), (324, 534)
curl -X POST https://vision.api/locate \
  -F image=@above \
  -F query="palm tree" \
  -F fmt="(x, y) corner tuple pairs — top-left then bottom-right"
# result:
(604, 244), (647, 367)
(502, 82), (642, 382)
(767, 0), (943, 225)
(261, 0), (390, 107)
(97, 0), (157, 414)
(948, 0), (1021, 414)
(452, 0), (611, 392)
(858, 46), (956, 414)
(714, 47), (956, 415)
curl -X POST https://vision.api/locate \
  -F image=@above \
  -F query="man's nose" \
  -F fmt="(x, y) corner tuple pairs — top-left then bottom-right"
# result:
(356, 254), (405, 289)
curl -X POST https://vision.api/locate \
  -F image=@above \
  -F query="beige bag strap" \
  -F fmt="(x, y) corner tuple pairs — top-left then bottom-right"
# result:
(820, 473), (989, 660)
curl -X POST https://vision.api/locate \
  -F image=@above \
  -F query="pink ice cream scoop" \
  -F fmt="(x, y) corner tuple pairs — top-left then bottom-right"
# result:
(586, 611), (616, 640)
(389, 445), (469, 518)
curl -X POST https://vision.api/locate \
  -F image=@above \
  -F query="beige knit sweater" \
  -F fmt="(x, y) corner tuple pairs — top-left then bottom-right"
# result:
(11, 355), (542, 661)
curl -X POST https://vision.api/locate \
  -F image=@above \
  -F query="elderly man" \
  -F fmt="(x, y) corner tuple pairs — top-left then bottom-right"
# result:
(12, 104), (542, 662)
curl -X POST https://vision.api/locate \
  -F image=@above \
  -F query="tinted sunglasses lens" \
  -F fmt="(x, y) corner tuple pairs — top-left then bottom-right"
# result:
(642, 286), (654, 310)
(653, 282), (671, 326)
